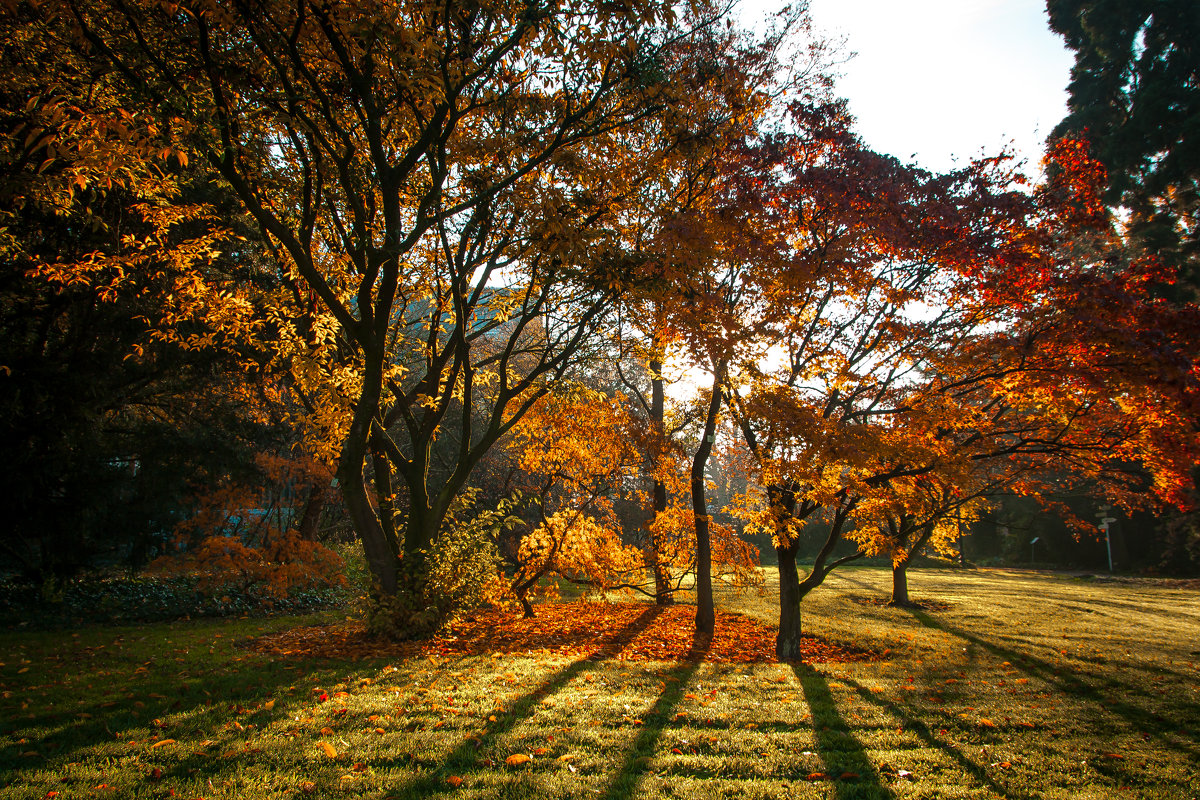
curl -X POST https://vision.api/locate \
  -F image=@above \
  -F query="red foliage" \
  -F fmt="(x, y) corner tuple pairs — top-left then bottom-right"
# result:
(247, 601), (875, 664)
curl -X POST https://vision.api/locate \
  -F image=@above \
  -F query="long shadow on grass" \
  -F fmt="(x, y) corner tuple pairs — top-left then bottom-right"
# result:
(832, 674), (1025, 800)
(599, 631), (709, 800)
(793, 664), (895, 800)
(908, 609), (1200, 761)
(388, 605), (666, 797)
(0, 625), (357, 782)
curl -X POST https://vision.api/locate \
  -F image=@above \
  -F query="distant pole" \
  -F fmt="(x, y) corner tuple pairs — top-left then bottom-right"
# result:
(957, 508), (964, 565)
(1102, 521), (1113, 573)
(1097, 504), (1115, 573)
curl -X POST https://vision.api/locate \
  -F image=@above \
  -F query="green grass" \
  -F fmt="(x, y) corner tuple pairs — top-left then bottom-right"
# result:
(2, 567), (1198, 799)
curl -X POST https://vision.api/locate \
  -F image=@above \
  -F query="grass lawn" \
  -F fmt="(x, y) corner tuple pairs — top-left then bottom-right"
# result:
(1, 567), (1198, 799)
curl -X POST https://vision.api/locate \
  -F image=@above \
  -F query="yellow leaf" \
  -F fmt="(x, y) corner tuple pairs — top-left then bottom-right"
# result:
(263, 699), (276, 710)
(320, 741), (338, 759)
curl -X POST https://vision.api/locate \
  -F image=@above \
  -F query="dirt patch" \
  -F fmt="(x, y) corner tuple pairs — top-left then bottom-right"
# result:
(245, 601), (878, 664)
(850, 594), (952, 612)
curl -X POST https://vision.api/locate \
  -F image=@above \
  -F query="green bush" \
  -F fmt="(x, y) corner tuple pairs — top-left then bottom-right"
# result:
(366, 491), (520, 640)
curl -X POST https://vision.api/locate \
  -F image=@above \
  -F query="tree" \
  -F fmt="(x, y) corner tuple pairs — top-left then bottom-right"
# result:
(1048, 0), (1200, 292)
(731, 121), (1200, 658)
(501, 384), (759, 616)
(50, 0), (769, 632)
(502, 387), (641, 617)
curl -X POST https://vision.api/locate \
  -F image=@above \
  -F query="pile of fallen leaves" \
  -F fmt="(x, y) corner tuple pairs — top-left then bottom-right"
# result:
(246, 601), (876, 664)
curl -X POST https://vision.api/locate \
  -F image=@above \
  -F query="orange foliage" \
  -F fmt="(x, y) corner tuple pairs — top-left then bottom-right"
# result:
(504, 388), (761, 608)
(149, 530), (344, 599)
(248, 601), (878, 664)
(149, 451), (343, 599)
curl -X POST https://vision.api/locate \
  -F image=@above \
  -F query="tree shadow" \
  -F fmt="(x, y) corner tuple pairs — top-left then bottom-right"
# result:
(385, 605), (667, 797)
(0, 630), (359, 783)
(908, 608), (1200, 762)
(832, 673), (1024, 800)
(792, 663), (895, 799)
(599, 630), (709, 800)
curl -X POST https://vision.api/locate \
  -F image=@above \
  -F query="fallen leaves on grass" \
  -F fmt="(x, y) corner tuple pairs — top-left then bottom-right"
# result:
(245, 602), (877, 664)
(851, 595), (952, 611)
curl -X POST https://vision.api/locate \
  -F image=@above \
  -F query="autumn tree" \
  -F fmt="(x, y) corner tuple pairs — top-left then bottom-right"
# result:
(851, 476), (988, 607)
(502, 387), (642, 617)
(40, 0), (786, 633)
(500, 385), (758, 616)
(730, 118), (1200, 658)
(593, 7), (834, 634)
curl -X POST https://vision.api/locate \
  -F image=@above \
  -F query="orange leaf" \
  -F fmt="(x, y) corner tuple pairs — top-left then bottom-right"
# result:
(319, 741), (337, 758)
(505, 754), (532, 766)
(150, 739), (175, 749)
(446, 776), (464, 788)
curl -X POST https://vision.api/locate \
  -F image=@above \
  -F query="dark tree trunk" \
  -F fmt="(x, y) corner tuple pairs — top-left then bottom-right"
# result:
(338, 359), (400, 595)
(295, 480), (328, 542)
(891, 559), (910, 606)
(691, 360), (725, 636)
(649, 357), (673, 605)
(340, 466), (399, 595)
(776, 542), (804, 660)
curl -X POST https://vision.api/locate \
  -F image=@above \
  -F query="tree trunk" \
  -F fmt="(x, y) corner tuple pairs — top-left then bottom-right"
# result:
(296, 480), (328, 542)
(776, 542), (804, 660)
(649, 357), (673, 605)
(338, 358), (399, 595)
(891, 559), (910, 606)
(340, 465), (399, 595)
(691, 359), (725, 636)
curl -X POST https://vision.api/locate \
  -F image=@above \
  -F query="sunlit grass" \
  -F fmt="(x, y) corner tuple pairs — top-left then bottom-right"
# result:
(1, 567), (1198, 798)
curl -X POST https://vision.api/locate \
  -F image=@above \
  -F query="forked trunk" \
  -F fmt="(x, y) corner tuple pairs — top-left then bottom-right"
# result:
(776, 542), (804, 660)
(340, 465), (399, 595)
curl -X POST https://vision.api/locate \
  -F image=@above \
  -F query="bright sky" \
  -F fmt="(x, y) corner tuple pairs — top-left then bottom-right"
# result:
(746, 0), (1076, 176)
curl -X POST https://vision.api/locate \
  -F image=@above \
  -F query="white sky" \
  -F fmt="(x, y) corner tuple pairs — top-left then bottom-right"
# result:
(744, 0), (1076, 176)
